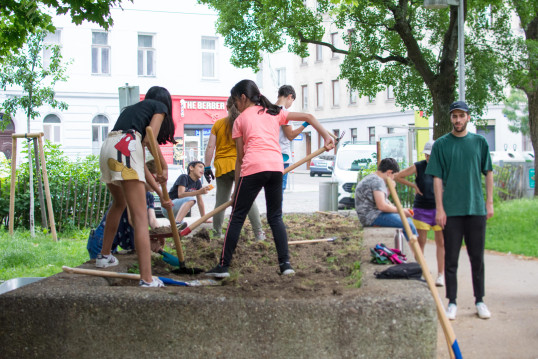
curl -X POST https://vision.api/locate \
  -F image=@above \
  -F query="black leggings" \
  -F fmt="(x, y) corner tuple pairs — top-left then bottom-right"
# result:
(444, 215), (487, 302)
(219, 171), (289, 267)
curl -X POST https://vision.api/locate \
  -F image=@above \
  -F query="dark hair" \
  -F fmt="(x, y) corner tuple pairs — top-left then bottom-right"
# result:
(187, 161), (204, 174)
(278, 85), (296, 100)
(378, 158), (400, 173)
(145, 86), (176, 145)
(230, 79), (281, 116)
(146, 159), (157, 174)
(225, 96), (240, 139)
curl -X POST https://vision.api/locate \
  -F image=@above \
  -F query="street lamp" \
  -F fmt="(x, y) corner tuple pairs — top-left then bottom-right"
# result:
(424, 0), (465, 102)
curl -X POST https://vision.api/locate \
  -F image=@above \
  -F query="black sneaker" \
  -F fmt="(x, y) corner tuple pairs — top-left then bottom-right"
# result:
(205, 264), (230, 278)
(279, 262), (295, 275)
(176, 221), (188, 231)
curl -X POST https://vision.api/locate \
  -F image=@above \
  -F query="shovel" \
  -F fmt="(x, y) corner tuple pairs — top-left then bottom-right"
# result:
(385, 178), (461, 359)
(62, 266), (219, 287)
(180, 131), (345, 237)
(146, 126), (204, 275)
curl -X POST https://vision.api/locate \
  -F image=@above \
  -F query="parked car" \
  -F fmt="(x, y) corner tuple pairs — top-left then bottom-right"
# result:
(310, 154), (335, 177)
(331, 142), (377, 208)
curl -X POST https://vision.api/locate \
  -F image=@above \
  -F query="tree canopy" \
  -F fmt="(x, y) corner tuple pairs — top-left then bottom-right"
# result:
(201, 0), (515, 138)
(0, 30), (69, 130)
(0, 0), (131, 61)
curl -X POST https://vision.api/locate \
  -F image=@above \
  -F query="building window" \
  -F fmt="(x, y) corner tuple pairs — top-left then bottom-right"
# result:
(332, 80), (340, 107)
(92, 31), (110, 75)
(43, 30), (61, 69)
(368, 127), (375, 144)
(301, 56), (308, 65)
(349, 89), (358, 105)
(138, 34), (155, 77)
(350, 128), (357, 143)
(387, 85), (394, 100)
(387, 127), (394, 134)
(43, 114), (61, 143)
(276, 68), (286, 87)
(201, 37), (217, 78)
(316, 82), (324, 109)
(92, 114), (109, 155)
(330, 32), (338, 58)
(316, 44), (323, 62)
(301, 85), (308, 110)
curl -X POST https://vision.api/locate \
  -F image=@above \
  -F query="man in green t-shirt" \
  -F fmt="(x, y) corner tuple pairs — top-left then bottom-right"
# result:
(426, 101), (494, 321)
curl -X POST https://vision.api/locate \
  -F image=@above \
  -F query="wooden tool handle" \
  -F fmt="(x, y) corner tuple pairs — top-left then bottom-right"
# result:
(62, 266), (141, 280)
(181, 145), (333, 236)
(145, 126), (185, 262)
(288, 238), (336, 245)
(386, 178), (459, 359)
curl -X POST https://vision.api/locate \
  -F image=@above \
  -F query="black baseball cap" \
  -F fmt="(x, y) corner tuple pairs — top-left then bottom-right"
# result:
(449, 101), (469, 113)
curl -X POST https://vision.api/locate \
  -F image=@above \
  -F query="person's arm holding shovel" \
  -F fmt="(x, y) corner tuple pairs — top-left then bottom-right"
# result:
(286, 112), (334, 151)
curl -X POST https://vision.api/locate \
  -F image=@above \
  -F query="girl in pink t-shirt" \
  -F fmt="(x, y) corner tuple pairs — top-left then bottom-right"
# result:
(205, 79), (334, 278)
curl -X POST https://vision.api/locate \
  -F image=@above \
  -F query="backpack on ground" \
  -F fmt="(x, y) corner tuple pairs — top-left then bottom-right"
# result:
(370, 243), (407, 265)
(374, 262), (422, 280)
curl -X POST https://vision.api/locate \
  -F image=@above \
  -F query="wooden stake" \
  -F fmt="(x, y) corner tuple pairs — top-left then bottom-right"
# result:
(37, 134), (57, 241)
(9, 137), (17, 235)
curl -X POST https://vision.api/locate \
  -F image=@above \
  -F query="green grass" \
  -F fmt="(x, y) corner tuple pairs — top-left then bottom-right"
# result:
(0, 227), (89, 281)
(485, 198), (538, 257)
(427, 198), (538, 257)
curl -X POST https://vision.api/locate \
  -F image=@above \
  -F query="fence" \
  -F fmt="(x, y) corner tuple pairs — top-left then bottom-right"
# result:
(493, 163), (531, 200)
(1, 176), (110, 231)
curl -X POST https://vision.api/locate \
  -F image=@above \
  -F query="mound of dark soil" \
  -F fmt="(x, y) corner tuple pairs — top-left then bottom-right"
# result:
(142, 213), (363, 299)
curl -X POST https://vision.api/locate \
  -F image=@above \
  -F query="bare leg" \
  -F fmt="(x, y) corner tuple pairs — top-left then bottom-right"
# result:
(417, 229), (428, 253)
(435, 230), (445, 275)
(121, 180), (153, 283)
(175, 200), (195, 222)
(100, 183), (126, 256)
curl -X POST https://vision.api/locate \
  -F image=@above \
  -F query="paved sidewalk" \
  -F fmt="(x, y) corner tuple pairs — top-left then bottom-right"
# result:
(418, 241), (538, 359)
(169, 199), (538, 359)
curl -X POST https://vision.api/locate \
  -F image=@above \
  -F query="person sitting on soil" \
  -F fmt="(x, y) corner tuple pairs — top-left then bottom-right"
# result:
(354, 157), (417, 240)
(163, 160), (212, 228)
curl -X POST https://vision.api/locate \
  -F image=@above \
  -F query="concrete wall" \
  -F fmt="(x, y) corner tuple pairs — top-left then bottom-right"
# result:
(0, 227), (437, 359)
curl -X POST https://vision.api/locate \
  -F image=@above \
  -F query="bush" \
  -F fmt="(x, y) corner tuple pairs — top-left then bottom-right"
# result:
(0, 140), (104, 231)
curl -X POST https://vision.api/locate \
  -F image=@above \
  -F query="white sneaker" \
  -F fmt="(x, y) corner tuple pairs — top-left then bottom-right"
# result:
(96, 254), (119, 268)
(435, 273), (445, 287)
(446, 304), (457, 320)
(476, 302), (491, 319)
(139, 278), (165, 288)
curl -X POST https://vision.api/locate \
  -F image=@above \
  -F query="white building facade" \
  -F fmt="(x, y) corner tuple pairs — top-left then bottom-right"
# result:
(1, 0), (257, 165)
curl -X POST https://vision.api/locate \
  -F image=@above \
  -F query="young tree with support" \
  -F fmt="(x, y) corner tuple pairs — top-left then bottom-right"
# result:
(0, 30), (68, 236)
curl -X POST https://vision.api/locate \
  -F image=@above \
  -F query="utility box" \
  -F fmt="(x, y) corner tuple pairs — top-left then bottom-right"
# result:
(118, 84), (140, 111)
(319, 181), (339, 211)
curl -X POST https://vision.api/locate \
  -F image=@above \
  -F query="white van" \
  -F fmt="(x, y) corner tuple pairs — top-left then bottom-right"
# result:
(331, 142), (377, 209)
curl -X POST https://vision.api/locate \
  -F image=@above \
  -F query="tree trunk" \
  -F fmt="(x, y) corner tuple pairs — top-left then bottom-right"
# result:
(430, 91), (456, 139)
(527, 91), (537, 196)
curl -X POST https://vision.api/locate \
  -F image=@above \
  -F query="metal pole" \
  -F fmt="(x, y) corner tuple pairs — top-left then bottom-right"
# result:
(458, 0), (465, 101)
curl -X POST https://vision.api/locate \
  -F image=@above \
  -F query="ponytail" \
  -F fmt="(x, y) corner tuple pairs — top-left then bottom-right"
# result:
(231, 79), (282, 116)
